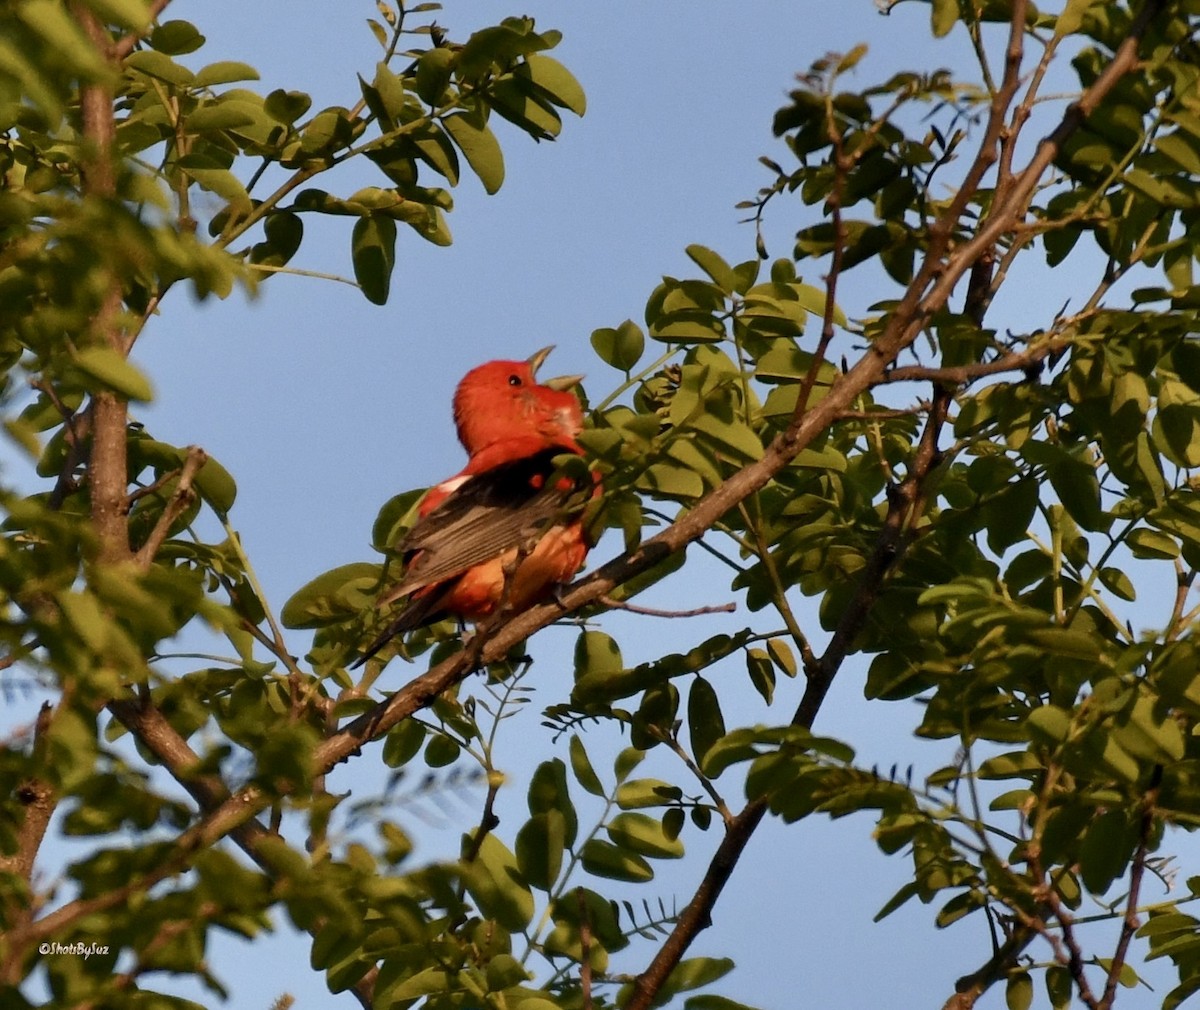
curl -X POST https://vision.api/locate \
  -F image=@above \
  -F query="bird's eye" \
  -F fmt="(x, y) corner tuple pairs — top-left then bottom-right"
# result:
(508, 374), (523, 387)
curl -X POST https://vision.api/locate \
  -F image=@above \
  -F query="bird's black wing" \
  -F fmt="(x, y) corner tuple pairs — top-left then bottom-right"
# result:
(393, 448), (582, 597)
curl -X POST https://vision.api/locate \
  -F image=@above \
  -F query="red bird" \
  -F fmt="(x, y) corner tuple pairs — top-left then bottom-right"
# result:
(353, 347), (594, 667)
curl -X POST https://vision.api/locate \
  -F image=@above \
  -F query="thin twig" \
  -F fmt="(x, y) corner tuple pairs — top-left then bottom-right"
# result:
(834, 405), (927, 421)
(1100, 787), (1158, 1009)
(597, 597), (735, 619)
(133, 446), (208, 568)
(462, 780), (501, 864)
(32, 379), (93, 509)
(661, 735), (733, 828)
(578, 887), (593, 1010)
(128, 466), (182, 503)
(1166, 562), (1197, 642)
(221, 521), (305, 677)
(793, 92), (849, 421)
(883, 337), (1071, 386)
(735, 500), (818, 676)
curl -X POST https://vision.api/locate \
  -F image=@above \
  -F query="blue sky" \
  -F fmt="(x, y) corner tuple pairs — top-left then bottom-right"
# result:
(7, 2), (1192, 1008)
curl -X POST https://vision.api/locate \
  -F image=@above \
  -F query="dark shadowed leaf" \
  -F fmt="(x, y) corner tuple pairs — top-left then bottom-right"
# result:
(351, 216), (397, 305)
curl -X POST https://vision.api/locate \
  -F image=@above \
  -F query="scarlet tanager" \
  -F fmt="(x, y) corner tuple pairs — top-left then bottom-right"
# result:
(353, 346), (595, 667)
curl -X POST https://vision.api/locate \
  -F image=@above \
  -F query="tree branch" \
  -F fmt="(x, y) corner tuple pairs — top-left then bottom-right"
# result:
(112, 0), (175, 60)
(940, 926), (1038, 1010)
(883, 336), (1069, 386)
(0, 703), (56, 908)
(72, 2), (133, 561)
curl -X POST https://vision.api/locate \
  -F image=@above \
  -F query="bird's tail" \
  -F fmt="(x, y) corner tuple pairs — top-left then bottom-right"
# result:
(349, 591), (445, 669)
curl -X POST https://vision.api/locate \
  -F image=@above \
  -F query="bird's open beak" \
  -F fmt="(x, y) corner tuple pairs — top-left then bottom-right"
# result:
(528, 345), (584, 391)
(527, 345), (555, 374)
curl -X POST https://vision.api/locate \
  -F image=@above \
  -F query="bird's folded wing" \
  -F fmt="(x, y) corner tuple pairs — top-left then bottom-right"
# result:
(391, 449), (589, 596)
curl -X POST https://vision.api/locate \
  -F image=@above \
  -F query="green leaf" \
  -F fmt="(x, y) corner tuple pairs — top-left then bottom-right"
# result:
(351, 216), (397, 305)
(462, 833), (534, 931)
(442, 112), (505, 194)
(264, 89), (312, 125)
(1006, 971), (1033, 1010)
(1055, 0), (1094, 35)
(414, 47), (455, 105)
(149, 20), (205, 55)
(615, 778), (681, 809)
(1022, 442), (1106, 531)
(524, 52), (586, 115)
(650, 318), (726, 343)
(640, 957), (735, 1004)
(745, 648), (775, 705)
(573, 628), (624, 684)
(187, 103), (255, 133)
(1155, 404), (1200, 468)
(85, 0), (153, 31)
(383, 967), (452, 1003)
(789, 281), (848, 328)
(57, 590), (111, 652)
(687, 677), (725, 765)
(1158, 132), (1200, 176)
(1094, 958), (1139, 989)
(591, 320), (645, 372)
(1079, 810), (1133, 894)
(124, 48), (194, 83)
(74, 347), (154, 402)
(424, 733), (459, 767)
(930, 0), (958, 36)
(194, 455), (237, 518)
(371, 488), (425, 553)
(569, 734), (605, 797)
(193, 61), (260, 87)
(1026, 705), (1072, 745)
(1114, 693), (1186, 763)
(1098, 566), (1136, 601)
(607, 812), (684, 859)
(20, 1), (112, 79)
(515, 810), (566, 891)
(619, 753), (648, 782)
(686, 244), (738, 293)
(640, 460), (706, 498)
(543, 887), (625, 968)
(381, 719), (426, 768)
(528, 759), (578, 846)
(250, 211), (305, 271)
(977, 751), (1043, 779)
(1127, 527), (1179, 560)
(179, 161), (250, 205)
(766, 638), (798, 677)
(1046, 966), (1072, 1009)
(982, 477), (1038, 553)
(486, 954), (530, 992)
(281, 562), (381, 628)
(580, 838), (653, 882)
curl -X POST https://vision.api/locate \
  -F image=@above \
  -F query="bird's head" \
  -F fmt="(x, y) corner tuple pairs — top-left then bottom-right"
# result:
(453, 346), (585, 455)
